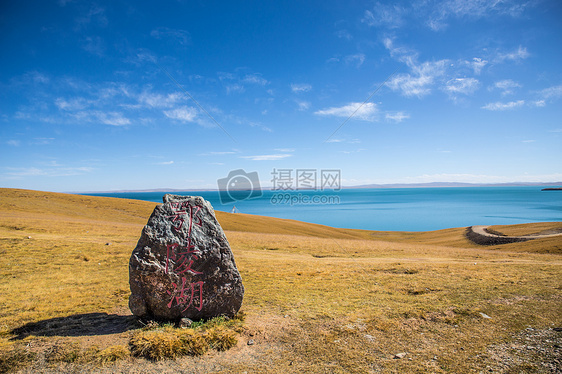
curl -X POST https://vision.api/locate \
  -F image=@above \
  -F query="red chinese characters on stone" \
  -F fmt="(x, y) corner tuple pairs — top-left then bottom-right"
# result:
(165, 243), (202, 275)
(166, 278), (204, 312)
(167, 202), (202, 232)
(165, 202), (205, 312)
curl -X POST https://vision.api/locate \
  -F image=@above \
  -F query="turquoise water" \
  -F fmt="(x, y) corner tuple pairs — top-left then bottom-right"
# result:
(84, 187), (562, 232)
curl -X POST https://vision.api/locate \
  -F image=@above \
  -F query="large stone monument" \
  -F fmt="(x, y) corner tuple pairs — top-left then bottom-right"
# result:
(129, 194), (244, 321)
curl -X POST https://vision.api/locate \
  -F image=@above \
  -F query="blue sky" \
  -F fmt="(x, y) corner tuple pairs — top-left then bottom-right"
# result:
(1, 0), (561, 192)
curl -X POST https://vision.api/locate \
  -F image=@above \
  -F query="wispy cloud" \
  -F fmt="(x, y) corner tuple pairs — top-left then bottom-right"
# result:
(55, 97), (91, 111)
(81, 36), (105, 56)
(444, 77), (480, 96)
(463, 58), (488, 75)
(218, 71), (269, 94)
(199, 151), (238, 156)
(6, 140), (20, 146)
(152, 161), (174, 165)
(490, 79), (521, 96)
(226, 84), (245, 94)
(387, 60), (448, 97)
(363, 0), (534, 32)
(315, 102), (378, 121)
(138, 91), (182, 108)
(426, 0), (531, 31)
(362, 4), (405, 29)
(385, 111), (410, 123)
(481, 100), (525, 111)
(32, 138), (55, 145)
(4, 166), (94, 178)
(344, 53), (365, 68)
(383, 38), (448, 97)
(94, 111), (131, 126)
(240, 154), (292, 161)
(335, 29), (352, 40)
(163, 106), (197, 122)
(150, 27), (191, 45)
(538, 84), (562, 100)
(242, 74), (269, 86)
(75, 5), (108, 30)
(531, 100), (546, 107)
(494, 46), (529, 63)
(290, 83), (312, 93)
(296, 100), (310, 111)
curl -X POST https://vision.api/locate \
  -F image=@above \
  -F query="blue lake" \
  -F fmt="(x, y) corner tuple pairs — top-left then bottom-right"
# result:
(83, 187), (562, 232)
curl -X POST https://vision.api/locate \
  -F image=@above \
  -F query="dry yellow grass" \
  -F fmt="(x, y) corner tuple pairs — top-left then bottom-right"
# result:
(0, 188), (561, 373)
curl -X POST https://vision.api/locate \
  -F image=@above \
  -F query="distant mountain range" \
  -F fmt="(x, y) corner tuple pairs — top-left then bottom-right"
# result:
(82, 181), (562, 194)
(349, 182), (562, 189)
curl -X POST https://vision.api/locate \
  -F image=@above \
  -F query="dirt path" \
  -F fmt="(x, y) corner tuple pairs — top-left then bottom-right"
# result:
(467, 225), (562, 245)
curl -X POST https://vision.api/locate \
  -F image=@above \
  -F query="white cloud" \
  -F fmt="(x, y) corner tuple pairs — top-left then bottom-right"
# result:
(96, 111), (131, 126)
(296, 100), (310, 111)
(465, 57), (488, 75)
(290, 83), (312, 93)
(532, 100), (546, 107)
(150, 27), (191, 45)
(335, 29), (352, 40)
(490, 79), (521, 96)
(153, 161), (174, 165)
(138, 91), (182, 108)
(275, 148), (295, 152)
(538, 84), (562, 100)
(426, 0), (531, 31)
(199, 151), (237, 156)
(7, 140), (20, 146)
(75, 5), (107, 30)
(240, 154), (292, 161)
(242, 74), (269, 85)
(81, 36), (105, 56)
(444, 77), (480, 95)
(5, 166), (94, 178)
(385, 111), (410, 123)
(55, 97), (90, 111)
(481, 100), (525, 111)
(494, 46), (529, 63)
(163, 106), (197, 122)
(362, 4), (405, 29)
(344, 53), (365, 67)
(315, 102), (378, 121)
(383, 38), (448, 97)
(387, 60), (448, 97)
(32, 138), (55, 145)
(226, 84), (245, 94)
(363, 1), (535, 32)
(387, 74), (432, 97)
(68, 110), (131, 126)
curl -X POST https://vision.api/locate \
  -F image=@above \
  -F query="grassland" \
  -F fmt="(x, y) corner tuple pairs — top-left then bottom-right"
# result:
(0, 188), (561, 373)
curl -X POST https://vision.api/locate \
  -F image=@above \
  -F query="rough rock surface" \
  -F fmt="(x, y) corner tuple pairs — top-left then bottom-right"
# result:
(129, 194), (244, 321)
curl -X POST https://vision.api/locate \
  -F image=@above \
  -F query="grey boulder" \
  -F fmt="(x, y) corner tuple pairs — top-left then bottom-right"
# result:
(129, 194), (244, 321)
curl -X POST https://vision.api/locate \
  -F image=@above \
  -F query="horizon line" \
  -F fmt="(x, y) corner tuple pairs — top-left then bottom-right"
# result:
(69, 181), (562, 194)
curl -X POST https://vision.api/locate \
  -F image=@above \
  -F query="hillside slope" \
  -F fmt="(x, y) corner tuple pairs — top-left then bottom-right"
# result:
(0, 188), (561, 373)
